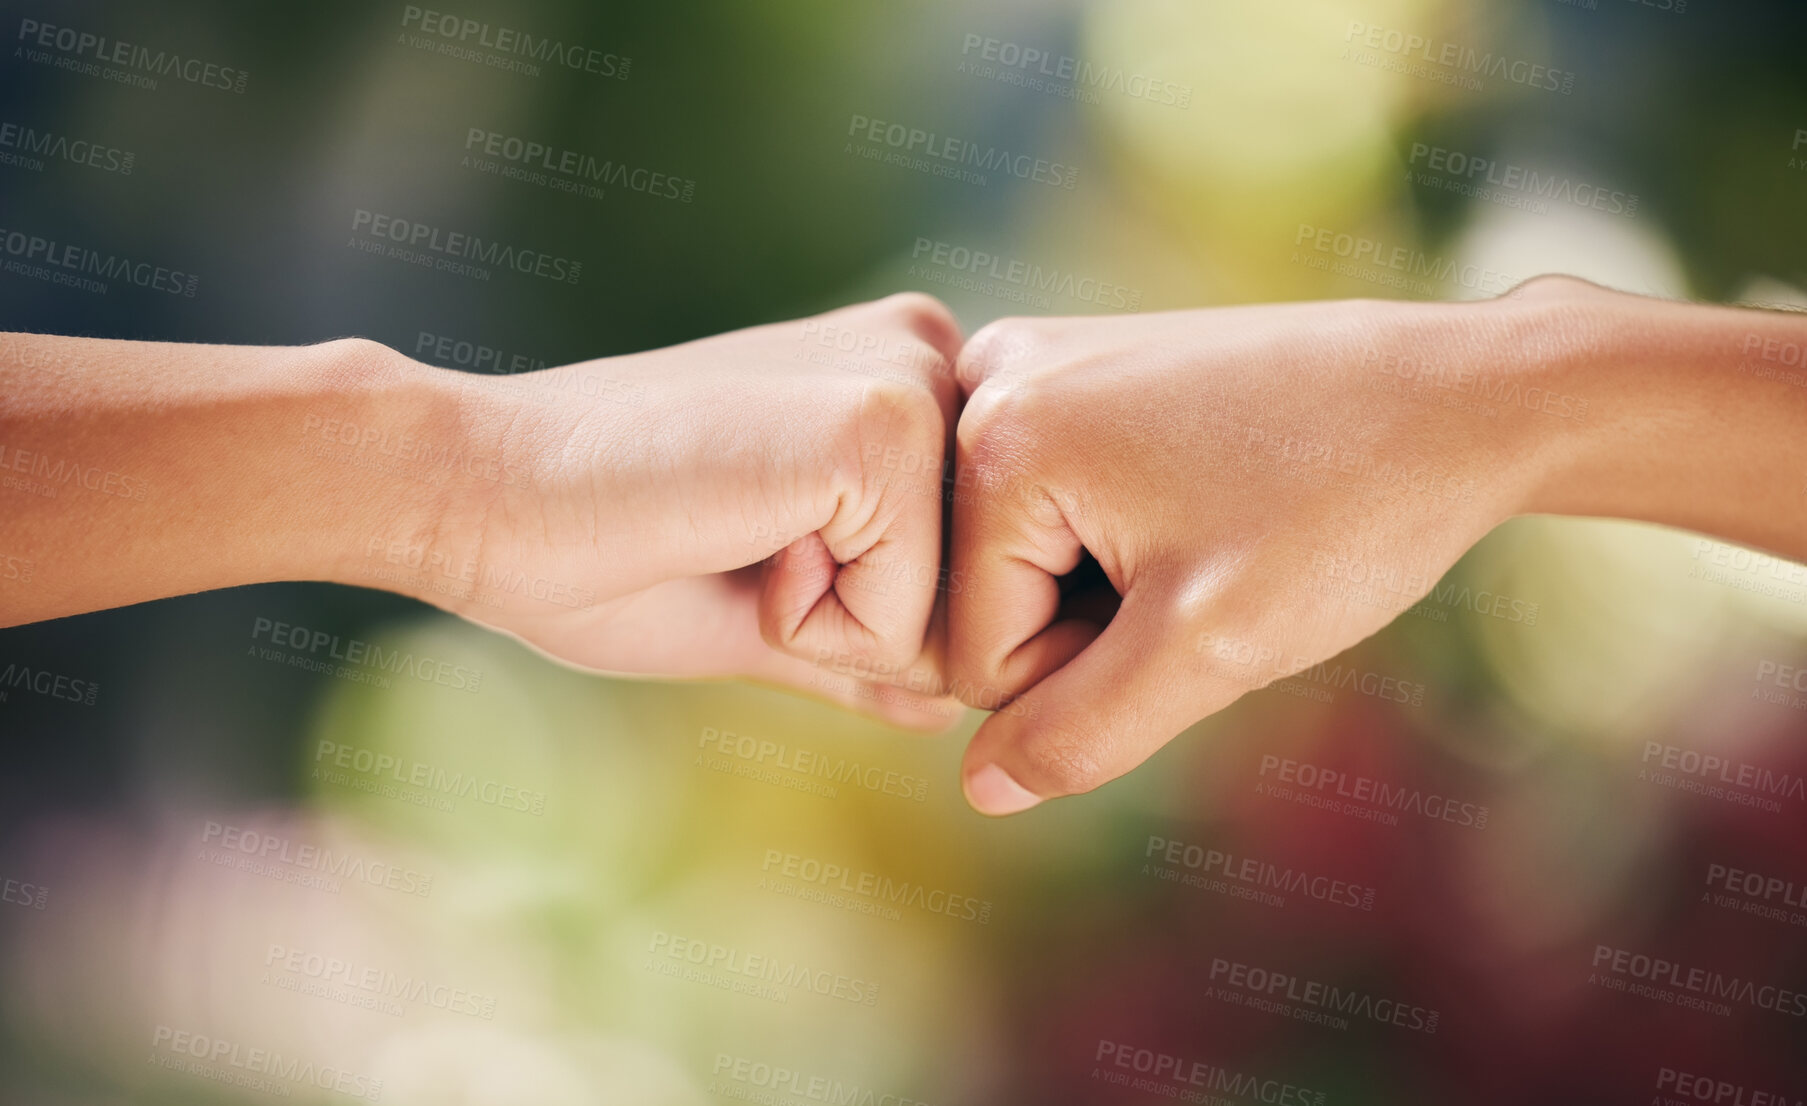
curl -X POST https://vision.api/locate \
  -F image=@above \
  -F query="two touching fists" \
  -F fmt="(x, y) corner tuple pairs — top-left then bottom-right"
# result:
(447, 288), (1577, 815)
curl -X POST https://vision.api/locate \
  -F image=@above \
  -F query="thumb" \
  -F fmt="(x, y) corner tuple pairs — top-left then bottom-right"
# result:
(959, 586), (1243, 816)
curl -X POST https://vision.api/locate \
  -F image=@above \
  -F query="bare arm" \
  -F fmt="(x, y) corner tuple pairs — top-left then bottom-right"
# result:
(0, 334), (456, 625)
(1514, 278), (1807, 558)
(945, 276), (1807, 813)
(0, 295), (968, 727)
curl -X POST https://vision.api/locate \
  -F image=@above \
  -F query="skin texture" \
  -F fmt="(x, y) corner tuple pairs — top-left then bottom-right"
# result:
(0, 294), (963, 728)
(946, 277), (1807, 813)
(7, 278), (1807, 810)
(418, 292), (964, 726)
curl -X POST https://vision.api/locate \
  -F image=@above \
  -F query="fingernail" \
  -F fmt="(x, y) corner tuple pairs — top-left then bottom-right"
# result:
(965, 763), (1042, 816)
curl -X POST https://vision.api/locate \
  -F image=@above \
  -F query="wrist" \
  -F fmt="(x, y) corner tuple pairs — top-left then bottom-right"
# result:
(1354, 282), (1605, 534)
(297, 338), (497, 607)
(309, 344), (621, 620)
(1452, 275), (1628, 522)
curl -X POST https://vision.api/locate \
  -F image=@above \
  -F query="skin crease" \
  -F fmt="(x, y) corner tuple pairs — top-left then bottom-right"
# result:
(945, 276), (1807, 815)
(0, 294), (964, 729)
(8, 278), (1807, 805)
(430, 292), (965, 727)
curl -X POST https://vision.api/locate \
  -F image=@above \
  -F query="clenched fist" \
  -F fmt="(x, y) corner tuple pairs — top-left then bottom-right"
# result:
(10, 278), (1807, 794)
(0, 294), (968, 728)
(428, 293), (966, 725)
(945, 277), (1807, 813)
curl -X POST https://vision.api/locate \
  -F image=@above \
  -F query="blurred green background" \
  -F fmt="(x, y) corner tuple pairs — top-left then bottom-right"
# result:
(2, 1), (1807, 1103)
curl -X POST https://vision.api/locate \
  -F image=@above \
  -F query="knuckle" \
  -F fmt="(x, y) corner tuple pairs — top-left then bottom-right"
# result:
(954, 378), (1047, 485)
(967, 314), (1037, 350)
(883, 290), (953, 329)
(955, 315), (1040, 389)
(955, 378), (1029, 448)
(865, 381), (946, 448)
(1018, 731), (1108, 797)
(880, 292), (962, 361)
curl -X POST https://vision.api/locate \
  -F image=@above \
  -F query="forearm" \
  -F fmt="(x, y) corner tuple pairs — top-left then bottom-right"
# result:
(1426, 280), (1807, 559)
(0, 333), (482, 626)
(1543, 289), (1807, 558)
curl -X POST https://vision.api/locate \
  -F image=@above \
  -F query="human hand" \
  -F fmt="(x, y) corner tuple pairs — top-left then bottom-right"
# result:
(402, 294), (964, 726)
(16, 279), (1802, 746)
(945, 278), (1605, 811)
